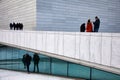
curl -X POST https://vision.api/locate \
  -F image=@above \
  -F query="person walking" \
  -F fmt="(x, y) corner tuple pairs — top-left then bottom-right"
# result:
(33, 53), (40, 72)
(93, 16), (100, 32)
(86, 19), (93, 32)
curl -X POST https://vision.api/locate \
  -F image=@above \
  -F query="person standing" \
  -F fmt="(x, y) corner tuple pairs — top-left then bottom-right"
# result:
(21, 23), (23, 30)
(25, 53), (32, 73)
(80, 23), (85, 32)
(86, 19), (93, 32)
(13, 22), (16, 30)
(93, 16), (100, 32)
(9, 23), (13, 30)
(33, 53), (40, 72)
(16, 23), (19, 30)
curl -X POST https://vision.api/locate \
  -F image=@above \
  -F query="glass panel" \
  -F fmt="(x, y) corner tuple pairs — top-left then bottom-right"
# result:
(68, 63), (90, 79)
(0, 47), (1, 68)
(18, 50), (34, 72)
(19, 49), (28, 71)
(11, 48), (19, 70)
(0, 46), (7, 68)
(92, 68), (120, 80)
(0, 46), (3, 68)
(51, 58), (67, 76)
(27, 51), (34, 72)
(39, 55), (50, 74)
(6, 47), (13, 69)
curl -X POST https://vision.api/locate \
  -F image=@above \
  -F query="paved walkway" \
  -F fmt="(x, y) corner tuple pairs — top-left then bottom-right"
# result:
(0, 69), (83, 80)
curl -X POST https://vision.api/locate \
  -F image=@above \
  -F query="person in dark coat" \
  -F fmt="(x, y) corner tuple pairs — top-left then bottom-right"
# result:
(21, 23), (23, 30)
(19, 23), (21, 30)
(16, 23), (19, 30)
(13, 22), (16, 30)
(18, 23), (20, 30)
(80, 23), (85, 32)
(33, 53), (40, 72)
(9, 23), (13, 30)
(25, 53), (32, 73)
(19, 23), (23, 30)
(93, 16), (100, 32)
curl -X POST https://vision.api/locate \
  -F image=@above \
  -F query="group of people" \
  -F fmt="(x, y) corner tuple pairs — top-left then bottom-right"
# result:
(22, 53), (40, 73)
(80, 16), (100, 32)
(9, 22), (23, 30)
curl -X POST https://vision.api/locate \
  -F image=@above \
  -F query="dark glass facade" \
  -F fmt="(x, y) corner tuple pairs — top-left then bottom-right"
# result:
(0, 45), (120, 80)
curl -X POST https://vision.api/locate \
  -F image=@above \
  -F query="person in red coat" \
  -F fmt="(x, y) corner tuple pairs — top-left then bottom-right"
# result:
(86, 19), (93, 32)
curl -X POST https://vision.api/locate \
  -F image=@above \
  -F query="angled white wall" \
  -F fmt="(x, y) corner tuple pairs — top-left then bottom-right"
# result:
(0, 30), (120, 71)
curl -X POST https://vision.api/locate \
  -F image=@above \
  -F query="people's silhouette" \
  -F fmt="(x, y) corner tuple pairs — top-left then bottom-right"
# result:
(80, 23), (85, 32)
(12, 22), (23, 30)
(33, 53), (40, 72)
(93, 16), (100, 32)
(19, 23), (21, 30)
(16, 23), (19, 30)
(19, 23), (23, 30)
(23, 53), (32, 73)
(13, 22), (16, 30)
(21, 23), (23, 30)
(9, 23), (13, 30)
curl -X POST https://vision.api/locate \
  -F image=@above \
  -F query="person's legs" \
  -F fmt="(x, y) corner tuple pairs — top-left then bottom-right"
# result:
(96, 28), (99, 32)
(27, 64), (30, 73)
(34, 63), (36, 72)
(14, 26), (15, 30)
(94, 28), (99, 32)
(27, 64), (29, 72)
(37, 63), (39, 72)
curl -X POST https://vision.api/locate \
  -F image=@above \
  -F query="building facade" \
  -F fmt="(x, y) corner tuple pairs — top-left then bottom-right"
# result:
(0, 0), (120, 32)
(0, 0), (36, 30)
(0, 0), (120, 79)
